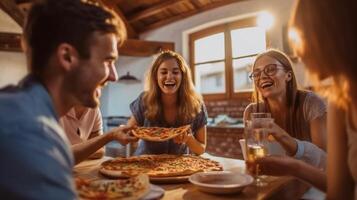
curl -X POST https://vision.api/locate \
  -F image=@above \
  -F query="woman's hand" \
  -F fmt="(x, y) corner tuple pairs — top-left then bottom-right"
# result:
(107, 125), (138, 145)
(173, 130), (193, 144)
(265, 123), (298, 156)
(253, 155), (300, 176)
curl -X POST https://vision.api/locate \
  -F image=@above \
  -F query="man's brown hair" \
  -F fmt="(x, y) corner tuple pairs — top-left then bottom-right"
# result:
(23, 0), (126, 77)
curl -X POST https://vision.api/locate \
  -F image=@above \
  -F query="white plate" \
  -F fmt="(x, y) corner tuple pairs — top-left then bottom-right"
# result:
(189, 171), (253, 194)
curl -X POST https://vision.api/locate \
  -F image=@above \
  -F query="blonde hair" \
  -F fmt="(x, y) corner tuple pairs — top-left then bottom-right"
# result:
(143, 50), (203, 124)
(290, 0), (356, 109)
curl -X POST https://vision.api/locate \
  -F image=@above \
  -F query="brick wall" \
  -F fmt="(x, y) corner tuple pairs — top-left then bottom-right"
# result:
(205, 97), (251, 118)
(204, 97), (251, 159)
(206, 127), (244, 159)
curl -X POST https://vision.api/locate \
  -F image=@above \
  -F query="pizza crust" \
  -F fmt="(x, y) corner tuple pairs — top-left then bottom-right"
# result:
(99, 168), (132, 178)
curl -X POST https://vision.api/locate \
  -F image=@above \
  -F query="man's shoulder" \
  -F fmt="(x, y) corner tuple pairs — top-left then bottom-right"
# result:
(0, 88), (32, 117)
(0, 89), (29, 123)
(0, 89), (55, 138)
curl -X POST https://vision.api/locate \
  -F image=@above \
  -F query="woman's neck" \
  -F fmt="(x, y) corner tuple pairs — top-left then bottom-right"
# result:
(161, 93), (178, 108)
(267, 94), (287, 112)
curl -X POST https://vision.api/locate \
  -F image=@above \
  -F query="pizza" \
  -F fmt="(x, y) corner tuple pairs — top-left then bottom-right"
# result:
(99, 154), (223, 178)
(131, 125), (191, 141)
(75, 174), (150, 200)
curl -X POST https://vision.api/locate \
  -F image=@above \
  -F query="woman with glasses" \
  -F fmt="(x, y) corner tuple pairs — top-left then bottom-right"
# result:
(243, 49), (327, 169)
(251, 0), (357, 197)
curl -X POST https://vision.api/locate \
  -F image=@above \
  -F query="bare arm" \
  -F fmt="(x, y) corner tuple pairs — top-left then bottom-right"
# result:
(126, 116), (139, 152)
(72, 126), (138, 164)
(327, 103), (354, 199)
(257, 156), (326, 191)
(310, 113), (327, 151)
(86, 130), (105, 159)
(127, 116), (138, 127)
(185, 125), (207, 155)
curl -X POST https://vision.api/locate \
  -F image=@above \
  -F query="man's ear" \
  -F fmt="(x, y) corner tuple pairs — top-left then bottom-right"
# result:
(286, 71), (292, 82)
(56, 43), (79, 71)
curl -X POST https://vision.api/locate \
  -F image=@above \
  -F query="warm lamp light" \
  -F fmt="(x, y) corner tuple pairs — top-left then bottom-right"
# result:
(288, 27), (302, 50)
(257, 11), (274, 30)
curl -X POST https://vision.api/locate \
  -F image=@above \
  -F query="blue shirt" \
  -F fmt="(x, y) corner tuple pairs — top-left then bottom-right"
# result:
(0, 76), (76, 199)
(130, 92), (208, 155)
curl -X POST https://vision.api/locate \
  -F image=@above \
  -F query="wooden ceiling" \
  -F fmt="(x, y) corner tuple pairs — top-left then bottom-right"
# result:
(0, 0), (246, 56)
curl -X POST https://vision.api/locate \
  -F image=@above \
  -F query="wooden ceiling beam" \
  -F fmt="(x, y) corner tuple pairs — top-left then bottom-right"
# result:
(100, 0), (138, 39)
(0, 0), (25, 27)
(128, 0), (186, 23)
(0, 32), (174, 57)
(138, 0), (241, 33)
(120, 39), (174, 57)
(0, 32), (22, 52)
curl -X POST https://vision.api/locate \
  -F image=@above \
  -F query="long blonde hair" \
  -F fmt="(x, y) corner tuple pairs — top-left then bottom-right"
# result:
(143, 50), (203, 124)
(290, 0), (356, 109)
(252, 49), (304, 138)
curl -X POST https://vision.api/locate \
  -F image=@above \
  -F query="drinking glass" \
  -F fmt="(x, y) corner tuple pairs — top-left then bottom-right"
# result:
(244, 113), (274, 187)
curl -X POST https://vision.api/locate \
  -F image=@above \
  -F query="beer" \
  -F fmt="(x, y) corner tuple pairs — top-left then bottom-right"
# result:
(247, 145), (267, 162)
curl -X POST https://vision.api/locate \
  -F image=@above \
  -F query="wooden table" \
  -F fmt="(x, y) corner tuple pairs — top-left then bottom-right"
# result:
(73, 154), (309, 200)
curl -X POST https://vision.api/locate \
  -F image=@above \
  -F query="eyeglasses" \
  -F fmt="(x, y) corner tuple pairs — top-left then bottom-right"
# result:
(249, 64), (284, 80)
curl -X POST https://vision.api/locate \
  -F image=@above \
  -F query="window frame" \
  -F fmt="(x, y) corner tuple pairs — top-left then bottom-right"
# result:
(189, 17), (268, 100)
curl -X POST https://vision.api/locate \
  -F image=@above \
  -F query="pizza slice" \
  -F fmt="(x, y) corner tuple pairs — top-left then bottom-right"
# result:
(75, 174), (150, 200)
(132, 125), (191, 142)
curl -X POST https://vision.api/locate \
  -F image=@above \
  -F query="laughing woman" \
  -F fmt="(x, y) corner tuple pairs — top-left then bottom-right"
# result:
(127, 50), (207, 155)
(243, 49), (327, 168)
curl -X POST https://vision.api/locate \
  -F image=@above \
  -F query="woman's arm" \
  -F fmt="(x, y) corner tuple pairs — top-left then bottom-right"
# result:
(310, 113), (327, 151)
(267, 123), (298, 156)
(268, 123), (327, 168)
(326, 103), (354, 199)
(257, 156), (326, 192)
(187, 125), (206, 155)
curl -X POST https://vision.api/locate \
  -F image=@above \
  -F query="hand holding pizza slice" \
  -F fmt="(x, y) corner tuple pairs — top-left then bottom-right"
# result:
(173, 127), (193, 144)
(107, 125), (139, 145)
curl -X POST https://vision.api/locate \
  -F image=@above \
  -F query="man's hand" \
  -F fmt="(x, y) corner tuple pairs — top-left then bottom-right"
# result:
(107, 125), (138, 145)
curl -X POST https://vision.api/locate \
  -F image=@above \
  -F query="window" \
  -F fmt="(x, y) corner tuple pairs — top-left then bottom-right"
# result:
(189, 17), (267, 99)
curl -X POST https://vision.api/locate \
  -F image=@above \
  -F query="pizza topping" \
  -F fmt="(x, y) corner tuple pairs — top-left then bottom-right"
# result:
(76, 174), (150, 200)
(132, 125), (191, 142)
(100, 154), (223, 178)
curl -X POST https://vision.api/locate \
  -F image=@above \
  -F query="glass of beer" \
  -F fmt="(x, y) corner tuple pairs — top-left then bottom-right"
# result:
(244, 113), (273, 186)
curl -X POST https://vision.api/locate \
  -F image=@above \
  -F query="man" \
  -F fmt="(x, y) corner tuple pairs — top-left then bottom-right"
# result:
(0, 0), (136, 198)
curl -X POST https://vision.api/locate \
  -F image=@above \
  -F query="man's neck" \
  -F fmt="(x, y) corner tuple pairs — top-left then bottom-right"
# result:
(74, 106), (86, 119)
(43, 77), (73, 118)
